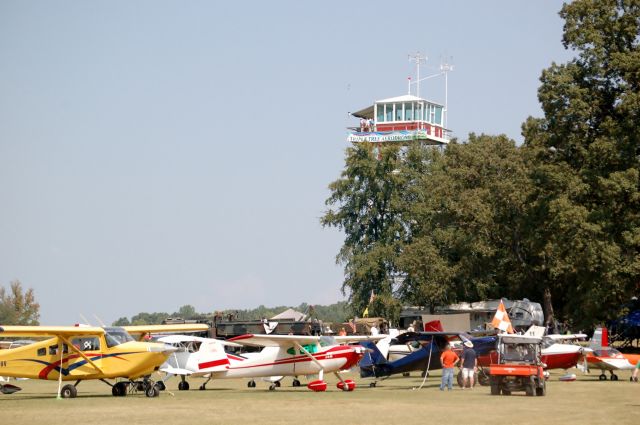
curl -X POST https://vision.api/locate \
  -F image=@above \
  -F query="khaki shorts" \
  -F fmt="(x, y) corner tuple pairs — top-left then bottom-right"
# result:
(462, 368), (475, 379)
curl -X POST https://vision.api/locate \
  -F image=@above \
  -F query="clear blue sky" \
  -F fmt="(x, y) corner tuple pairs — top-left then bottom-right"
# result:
(0, 1), (573, 325)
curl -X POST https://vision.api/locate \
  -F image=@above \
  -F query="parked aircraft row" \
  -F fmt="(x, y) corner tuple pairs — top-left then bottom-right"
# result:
(0, 323), (383, 398)
(0, 319), (638, 399)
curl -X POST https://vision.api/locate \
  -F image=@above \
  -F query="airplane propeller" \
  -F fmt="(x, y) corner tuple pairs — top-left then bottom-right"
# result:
(147, 344), (179, 355)
(577, 347), (592, 373)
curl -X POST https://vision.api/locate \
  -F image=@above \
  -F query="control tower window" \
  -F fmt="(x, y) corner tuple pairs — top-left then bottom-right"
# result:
(377, 105), (385, 122)
(404, 103), (413, 121)
(435, 106), (443, 125)
(395, 103), (403, 121)
(415, 103), (423, 121)
(385, 104), (393, 122)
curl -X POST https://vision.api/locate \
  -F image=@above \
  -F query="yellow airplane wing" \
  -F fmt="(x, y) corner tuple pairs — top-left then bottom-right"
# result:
(0, 325), (105, 337)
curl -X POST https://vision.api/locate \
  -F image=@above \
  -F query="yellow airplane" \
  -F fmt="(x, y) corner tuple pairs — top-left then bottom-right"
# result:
(0, 323), (208, 398)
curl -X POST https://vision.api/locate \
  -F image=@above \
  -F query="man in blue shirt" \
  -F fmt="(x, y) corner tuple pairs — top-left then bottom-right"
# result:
(460, 341), (477, 389)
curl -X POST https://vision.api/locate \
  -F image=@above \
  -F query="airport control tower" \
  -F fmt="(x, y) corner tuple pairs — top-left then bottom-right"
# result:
(347, 53), (451, 148)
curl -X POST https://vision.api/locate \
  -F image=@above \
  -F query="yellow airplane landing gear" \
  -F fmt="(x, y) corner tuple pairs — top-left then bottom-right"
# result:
(60, 384), (77, 398)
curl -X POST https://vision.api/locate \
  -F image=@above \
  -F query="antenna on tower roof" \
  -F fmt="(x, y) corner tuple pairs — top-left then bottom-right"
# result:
(440, 56), (454, 129)
(408, 52), (427, 98)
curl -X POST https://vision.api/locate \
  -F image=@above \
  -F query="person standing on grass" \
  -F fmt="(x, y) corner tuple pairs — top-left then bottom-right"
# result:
(460, 340), (477, 389)
(439, 343), (459, 391)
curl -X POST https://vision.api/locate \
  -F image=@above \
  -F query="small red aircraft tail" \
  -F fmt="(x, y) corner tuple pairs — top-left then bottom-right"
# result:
(590, 326), (608, 349)
(424, 320), (444, 332)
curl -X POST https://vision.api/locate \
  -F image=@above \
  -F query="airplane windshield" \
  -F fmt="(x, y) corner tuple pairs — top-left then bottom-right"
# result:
(104, 327), (135, 348)
(319, 336), (336, 347)
(593, 348), (621, 357)
(541, 337), (554, 349)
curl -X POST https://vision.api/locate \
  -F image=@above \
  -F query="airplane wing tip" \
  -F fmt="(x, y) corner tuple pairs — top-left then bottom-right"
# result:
(228, 334), (254, 341)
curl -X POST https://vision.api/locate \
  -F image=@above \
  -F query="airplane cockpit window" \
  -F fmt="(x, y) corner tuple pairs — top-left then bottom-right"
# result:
(175, 340), (201, 353)
(44, 344), (68, 355)
(71, 337), (100, 351)
(186, 341), (201, 353)
(541, 337), (554, 349)
(593, 348), (621, 358)
(104, 327), (135, 348)
(319, 336), (336, 347)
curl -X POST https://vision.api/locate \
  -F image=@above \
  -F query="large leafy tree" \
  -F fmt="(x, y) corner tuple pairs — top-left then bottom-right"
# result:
(321, 145), (411, 320)
(522, 0), (640, 327)
(399, 135), (531, 308)
(0, 280), (40, 325)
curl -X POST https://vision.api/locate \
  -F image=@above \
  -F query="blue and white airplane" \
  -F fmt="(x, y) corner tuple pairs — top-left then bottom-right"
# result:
(359, 331), (497, 386)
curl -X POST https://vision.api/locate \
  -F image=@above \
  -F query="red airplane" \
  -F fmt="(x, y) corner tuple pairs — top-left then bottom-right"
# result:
(584, 327), (640, 381)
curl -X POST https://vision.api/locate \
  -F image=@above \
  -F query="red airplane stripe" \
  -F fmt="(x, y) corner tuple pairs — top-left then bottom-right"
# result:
(274, 347), (355, 363)
(227, 355), (245, 361)
(198, 358), (230, 369)
(38, 354), (85, 379)
(228, 351), (354, 370)
(271, 350), (352, 365)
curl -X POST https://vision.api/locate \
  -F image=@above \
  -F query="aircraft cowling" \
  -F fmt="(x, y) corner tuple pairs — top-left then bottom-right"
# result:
(336, 379), (356, 391)
(307, 380), (327, 392)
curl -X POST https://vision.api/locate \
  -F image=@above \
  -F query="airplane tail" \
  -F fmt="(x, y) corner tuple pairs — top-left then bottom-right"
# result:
(590, 327), (608, 350)
(374, 335), (392, 360)
(359, 340), (388, 378)
(196, 339), (231, 371)
(524, 325), (546, 338)
(424, 320), (443, 332)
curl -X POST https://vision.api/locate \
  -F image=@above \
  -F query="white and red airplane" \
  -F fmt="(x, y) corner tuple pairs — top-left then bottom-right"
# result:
(158, 334), (380, 392)
(583, 327), (640, 381)
(509, 325), (589, 371)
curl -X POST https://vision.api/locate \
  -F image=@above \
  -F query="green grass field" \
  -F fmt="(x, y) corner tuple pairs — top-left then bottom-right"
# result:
(2, 370), (639, 425)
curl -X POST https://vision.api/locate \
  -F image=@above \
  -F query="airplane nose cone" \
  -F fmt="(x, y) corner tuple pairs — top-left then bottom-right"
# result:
(147, 343), (178, 355)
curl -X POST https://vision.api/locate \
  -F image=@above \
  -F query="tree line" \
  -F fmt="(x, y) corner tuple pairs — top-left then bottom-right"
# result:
(322, 0), (640, 329)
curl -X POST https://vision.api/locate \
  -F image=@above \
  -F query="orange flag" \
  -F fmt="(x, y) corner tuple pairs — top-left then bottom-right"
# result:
(491, 300), (514, 334)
